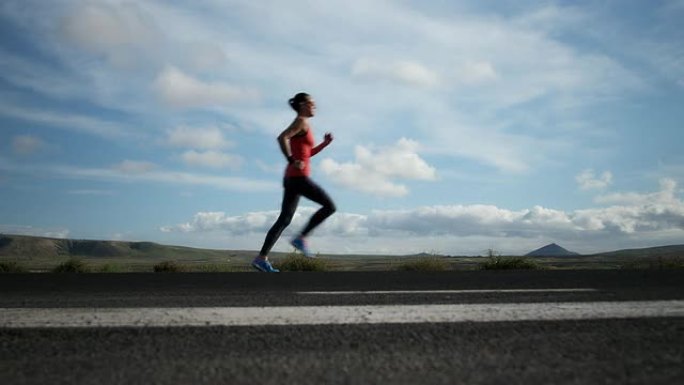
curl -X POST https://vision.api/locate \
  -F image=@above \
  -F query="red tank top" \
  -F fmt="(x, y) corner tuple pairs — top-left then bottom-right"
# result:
(285, 129), (314, 177)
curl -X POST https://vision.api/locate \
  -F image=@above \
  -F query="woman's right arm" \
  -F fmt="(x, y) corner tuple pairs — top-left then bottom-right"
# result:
(277, 118), (305, 164)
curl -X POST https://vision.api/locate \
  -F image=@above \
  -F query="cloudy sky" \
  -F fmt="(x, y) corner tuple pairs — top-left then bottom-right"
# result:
(1, 0), (683, 256)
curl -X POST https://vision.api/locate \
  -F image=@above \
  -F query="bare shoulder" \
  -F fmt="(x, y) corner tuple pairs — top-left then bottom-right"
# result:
(293, 117), (311, 132)
(280, 117), (309, 139)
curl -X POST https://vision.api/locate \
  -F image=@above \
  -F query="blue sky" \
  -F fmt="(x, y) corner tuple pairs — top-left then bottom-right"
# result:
(1, 0), (683, 255)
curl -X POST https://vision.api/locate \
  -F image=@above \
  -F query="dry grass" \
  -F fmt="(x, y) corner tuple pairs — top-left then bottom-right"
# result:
(274, 254), (328, 272)
(0, 261), (28, 273)
(52, 258), (91, 273)
(153, 261), (187, 273)
(480, 256), (542, 270)
(397, 258), (449, 271)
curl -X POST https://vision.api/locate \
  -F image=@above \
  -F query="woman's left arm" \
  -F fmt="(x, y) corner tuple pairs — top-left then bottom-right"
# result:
(311, 132), (333, 156)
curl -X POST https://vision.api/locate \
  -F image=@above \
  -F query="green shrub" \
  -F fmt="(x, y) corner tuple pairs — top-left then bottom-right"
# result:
(0, 261), (28, 273)
(480, 256), (541, 270)
(153, 260), (185, 272)
(274, 254), (327, 272)
(98, 263), (124, 273)
(53, 258), (90, 273)
(397, 258), (449, 271)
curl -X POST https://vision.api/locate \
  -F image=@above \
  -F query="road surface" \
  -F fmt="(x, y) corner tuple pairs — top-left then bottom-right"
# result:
(1, 270), (683, 384)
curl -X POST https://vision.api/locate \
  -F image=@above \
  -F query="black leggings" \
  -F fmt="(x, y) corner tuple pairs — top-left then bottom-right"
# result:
(259, 176), (336, 256)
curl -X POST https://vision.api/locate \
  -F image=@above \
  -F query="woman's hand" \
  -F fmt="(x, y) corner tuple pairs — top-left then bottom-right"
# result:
(293, 160), (305, 170)
(310, 133), (334, 157)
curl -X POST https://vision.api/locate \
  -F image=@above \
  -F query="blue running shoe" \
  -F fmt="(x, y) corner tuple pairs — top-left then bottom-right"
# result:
(252, 258), (279, 273)
(291, 237), (315, 258)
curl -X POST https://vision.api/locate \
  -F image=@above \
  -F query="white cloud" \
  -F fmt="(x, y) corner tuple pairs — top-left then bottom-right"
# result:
(61, 2), (157, 50)
(79, 164), (272, 192)
(12, 135), (46, 155)
(166, 126), (234, 150)
(576, 169), (613, 190)
(161, 207), (368, 238)
(573, 179), (684, 233)
(181, 150), (243, 169)
(320, 138), (437, 197)
(0, 157), (277, 192)
(0, 104), (133, 139)
(594, 179), (678, 206)
(352, 58), (439, 88)
(154, 66), (259, 109)
(59, 2), (162, 69)
(162, 179), (684, 254)
(320, 159), (408, 197)
(165, 126), (240, 169)
(360, 138), (437, 180)
(161, 211), (273, 234)
(513, 4), (589, 32)
(2, 1), (650, 175)
(113, 160), (156, 174)
(183, 41), (228, 72)
(458, 61), (499, 85)
(419, 112), (541, 174)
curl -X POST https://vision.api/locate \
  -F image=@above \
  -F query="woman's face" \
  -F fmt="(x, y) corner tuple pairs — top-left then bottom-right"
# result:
(300, 98), (316, 117)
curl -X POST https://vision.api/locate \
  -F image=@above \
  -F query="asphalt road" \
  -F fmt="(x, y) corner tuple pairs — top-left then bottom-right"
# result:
(1, 270), (683, 385)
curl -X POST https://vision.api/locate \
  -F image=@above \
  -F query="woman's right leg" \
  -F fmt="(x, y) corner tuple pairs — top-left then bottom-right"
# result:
(259, 179), (299, 257)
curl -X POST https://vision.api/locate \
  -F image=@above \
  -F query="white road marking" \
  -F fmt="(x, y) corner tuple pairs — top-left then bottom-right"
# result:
(1, 300), (682, 328)
(297, 289), (598, 295)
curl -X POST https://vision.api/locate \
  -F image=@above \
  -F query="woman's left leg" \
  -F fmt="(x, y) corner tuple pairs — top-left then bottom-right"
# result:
(297, 177), (336, 237)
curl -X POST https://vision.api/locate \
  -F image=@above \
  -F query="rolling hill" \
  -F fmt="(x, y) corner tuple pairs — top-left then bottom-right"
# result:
(588, 244), (684, 259)
(0, 234), (232, 259)
(1, 234), (682, 271)
(2, 233), (684, 259)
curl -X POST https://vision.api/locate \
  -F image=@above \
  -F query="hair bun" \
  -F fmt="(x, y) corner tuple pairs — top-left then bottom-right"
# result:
(288, 92), (310, 111)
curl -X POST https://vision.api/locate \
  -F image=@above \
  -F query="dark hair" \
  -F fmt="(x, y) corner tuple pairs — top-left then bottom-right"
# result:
(288, 92), (310, 112)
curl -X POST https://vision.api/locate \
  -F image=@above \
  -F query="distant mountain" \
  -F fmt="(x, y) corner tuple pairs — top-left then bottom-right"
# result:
(525, 243), (580, 257)
(2, 233), (682, 261)
(588, 245), (684, 258)
(0, 234), (231, 259)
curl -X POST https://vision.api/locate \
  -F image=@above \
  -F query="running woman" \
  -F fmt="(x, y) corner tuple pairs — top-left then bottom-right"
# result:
(252, 92), (336, 273)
